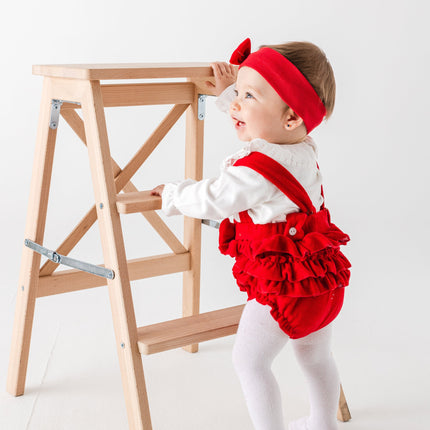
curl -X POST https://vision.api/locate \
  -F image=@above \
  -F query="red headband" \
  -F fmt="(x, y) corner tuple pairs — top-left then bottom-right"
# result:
(230, 38), (326, 133)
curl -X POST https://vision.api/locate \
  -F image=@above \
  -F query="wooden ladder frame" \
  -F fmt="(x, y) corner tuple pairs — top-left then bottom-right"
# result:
(7, 63), (351, 429)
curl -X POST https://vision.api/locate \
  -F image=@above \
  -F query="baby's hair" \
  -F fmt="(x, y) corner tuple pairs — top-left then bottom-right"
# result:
(261, 42), (336, 119)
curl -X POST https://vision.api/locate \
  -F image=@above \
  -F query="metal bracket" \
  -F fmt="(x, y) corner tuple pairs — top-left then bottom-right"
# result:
(197, 94), (207, 120)
(49, 100), (63, 129)
(202, 219), (220, 229)
(24, 239), (115, 280)
(49, 99), (81, 129)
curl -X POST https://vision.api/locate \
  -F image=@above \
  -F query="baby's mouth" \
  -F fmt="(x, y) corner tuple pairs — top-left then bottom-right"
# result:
(233, 117), (245, 128)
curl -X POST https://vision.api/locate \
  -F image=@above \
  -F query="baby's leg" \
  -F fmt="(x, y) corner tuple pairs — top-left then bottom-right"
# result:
(289, 324), (340, 430)
(232, 299), (288, 430)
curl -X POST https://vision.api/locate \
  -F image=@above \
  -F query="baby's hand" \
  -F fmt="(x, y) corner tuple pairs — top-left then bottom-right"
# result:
(150, 184), (165, 197)
(206, 62), (237, 96)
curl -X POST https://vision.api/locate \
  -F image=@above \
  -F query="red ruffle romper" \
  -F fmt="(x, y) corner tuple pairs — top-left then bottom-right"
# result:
(218, 152), (351, 339)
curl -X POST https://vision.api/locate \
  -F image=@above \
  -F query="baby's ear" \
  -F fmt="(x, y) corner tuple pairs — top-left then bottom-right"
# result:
(283, 108), (304, 131)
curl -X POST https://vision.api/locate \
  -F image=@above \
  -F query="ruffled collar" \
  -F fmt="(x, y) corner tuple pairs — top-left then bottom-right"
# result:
(221, 137), (317, 170)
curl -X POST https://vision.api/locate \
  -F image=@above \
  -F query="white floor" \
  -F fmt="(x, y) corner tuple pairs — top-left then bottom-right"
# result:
(0, 272), (428, 430)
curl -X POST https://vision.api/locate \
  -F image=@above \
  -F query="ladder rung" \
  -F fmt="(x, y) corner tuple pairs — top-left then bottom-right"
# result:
(37, 252), (191, 297)
(137, 305), (245, 355)
(116, 191), (161, 214)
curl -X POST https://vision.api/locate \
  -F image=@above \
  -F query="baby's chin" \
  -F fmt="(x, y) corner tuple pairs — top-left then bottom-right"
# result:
(234, 128), (257, 142)
(235, 131), (267, 142)
(235, 134), (253, 142)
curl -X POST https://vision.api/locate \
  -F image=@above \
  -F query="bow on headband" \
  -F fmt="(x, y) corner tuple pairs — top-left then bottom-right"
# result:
(229, 38), (252, 65)
(228, 38), (326, 133)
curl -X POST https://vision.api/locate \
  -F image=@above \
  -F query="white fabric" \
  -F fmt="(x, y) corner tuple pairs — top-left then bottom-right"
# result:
(214, 82), (237, 113)
(233, 300), (340, 430)
(161, 85), (324, 223)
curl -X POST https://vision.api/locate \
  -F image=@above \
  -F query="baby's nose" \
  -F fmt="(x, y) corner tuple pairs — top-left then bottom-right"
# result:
(230, 99), (241, 112)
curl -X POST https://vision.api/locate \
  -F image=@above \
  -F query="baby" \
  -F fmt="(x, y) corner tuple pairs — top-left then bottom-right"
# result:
(152, 38), (349, 430)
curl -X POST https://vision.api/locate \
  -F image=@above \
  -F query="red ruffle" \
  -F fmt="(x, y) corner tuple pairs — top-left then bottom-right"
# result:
(239, 285), (345, 339)
(219, 208), (350, 298)
(233, 258), (350, 297)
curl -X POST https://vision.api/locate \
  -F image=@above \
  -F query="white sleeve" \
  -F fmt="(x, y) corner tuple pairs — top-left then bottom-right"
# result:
(161, 165), (277, 221)
(215, 84), (236, 113)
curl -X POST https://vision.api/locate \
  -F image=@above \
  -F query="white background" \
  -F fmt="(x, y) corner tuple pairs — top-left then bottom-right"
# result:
(0, 1), (429, 429)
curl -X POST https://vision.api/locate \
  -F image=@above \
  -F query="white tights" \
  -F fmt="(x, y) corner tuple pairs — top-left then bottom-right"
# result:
(232, 299), (340, 430)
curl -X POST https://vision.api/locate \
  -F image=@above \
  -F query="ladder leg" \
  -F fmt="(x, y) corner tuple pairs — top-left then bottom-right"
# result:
(337, 383), (351, 422)
(7, 79), (58, 396)
(182, 87), (204, 353)
(81, 80), (152, 430)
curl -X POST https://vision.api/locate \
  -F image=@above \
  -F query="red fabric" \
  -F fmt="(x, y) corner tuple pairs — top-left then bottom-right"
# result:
(229, 39), (326, 133)
(219, 152), (350, 339)
(234, 152), (316, 214)
(229, 38), (251, 65)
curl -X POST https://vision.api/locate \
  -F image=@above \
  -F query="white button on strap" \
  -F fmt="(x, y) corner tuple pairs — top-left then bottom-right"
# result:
(289, 227), (297, 236)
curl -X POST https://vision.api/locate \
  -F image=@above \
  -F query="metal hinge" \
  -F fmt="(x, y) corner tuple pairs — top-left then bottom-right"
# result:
(49, 99), (81, 129)
(202, 219), (220, 229)
(25, 239), (115, 280)
(49, 100), (63, 129)
(197, 94), (207, 120)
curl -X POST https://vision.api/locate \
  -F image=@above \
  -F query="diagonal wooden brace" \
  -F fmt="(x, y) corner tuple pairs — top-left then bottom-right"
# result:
(40, 104), (188, 276)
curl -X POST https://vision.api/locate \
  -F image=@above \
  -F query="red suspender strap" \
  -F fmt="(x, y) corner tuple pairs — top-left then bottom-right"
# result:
(234, 151), (316, 214)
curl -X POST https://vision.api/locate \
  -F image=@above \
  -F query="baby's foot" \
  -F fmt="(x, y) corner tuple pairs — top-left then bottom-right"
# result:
(288, 417), (309, 430)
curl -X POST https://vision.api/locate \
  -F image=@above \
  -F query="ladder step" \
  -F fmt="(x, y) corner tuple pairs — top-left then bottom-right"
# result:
(137, 305), (245, 355)
(116, 191), (161, 214)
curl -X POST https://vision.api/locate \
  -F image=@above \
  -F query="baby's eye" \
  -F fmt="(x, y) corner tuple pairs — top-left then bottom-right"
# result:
(245, 92), (254, 99)
(233, 89), (238, 96)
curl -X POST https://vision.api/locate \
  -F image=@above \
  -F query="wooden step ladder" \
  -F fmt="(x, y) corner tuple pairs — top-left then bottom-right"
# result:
(7, 63), (351, 429)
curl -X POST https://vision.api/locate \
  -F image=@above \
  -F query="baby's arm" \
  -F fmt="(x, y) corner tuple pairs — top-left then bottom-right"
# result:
(154, 166), (277, 221)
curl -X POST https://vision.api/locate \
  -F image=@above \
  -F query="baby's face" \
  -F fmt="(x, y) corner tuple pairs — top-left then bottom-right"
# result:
(230, 67), (289, 143)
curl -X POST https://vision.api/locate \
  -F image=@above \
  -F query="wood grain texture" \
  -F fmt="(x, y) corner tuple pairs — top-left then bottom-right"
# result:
(137, 305), (245, 355)
(182, 85), (204, 353)
(81, 80), (152, 430)
(7, 78), (58, 396)
(337, 384), (352, 422)
(37, 253), (191, 297)
(116, 191), (161, 213)
(101, 82), (195, 106)
(33, 63), (214, 80)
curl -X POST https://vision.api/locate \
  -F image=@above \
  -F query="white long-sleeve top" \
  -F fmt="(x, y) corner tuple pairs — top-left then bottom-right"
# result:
(161, 86), (324, 224)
